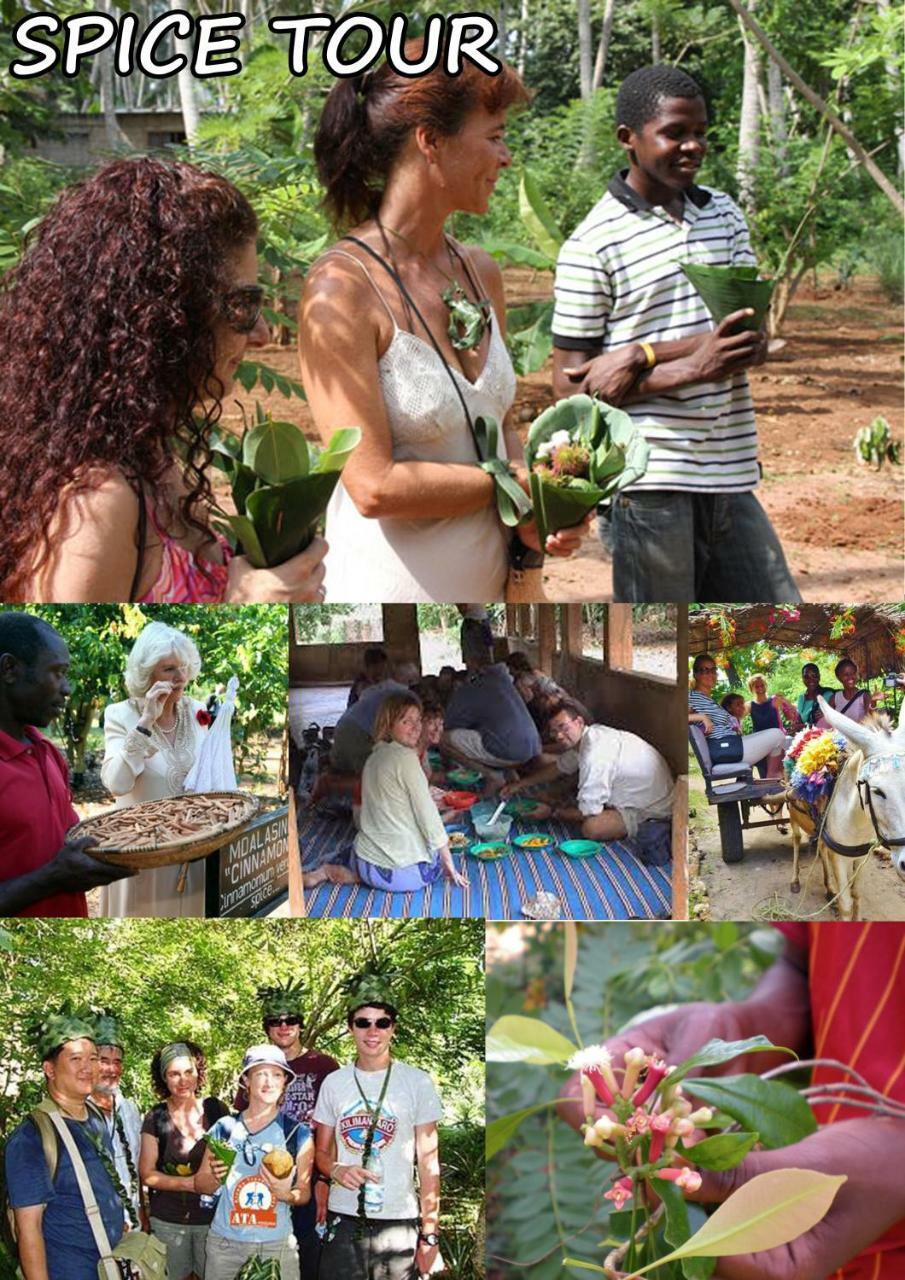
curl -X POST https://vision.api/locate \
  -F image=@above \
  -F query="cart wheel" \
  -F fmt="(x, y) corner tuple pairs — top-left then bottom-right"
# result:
(718, 803), (745, 864)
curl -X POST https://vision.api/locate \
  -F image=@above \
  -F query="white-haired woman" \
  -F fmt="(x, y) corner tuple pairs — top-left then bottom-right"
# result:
(100, 621), (210, 916)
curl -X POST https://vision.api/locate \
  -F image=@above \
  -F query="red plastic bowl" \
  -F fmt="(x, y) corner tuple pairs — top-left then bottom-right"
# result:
(442, 790), (478, 811)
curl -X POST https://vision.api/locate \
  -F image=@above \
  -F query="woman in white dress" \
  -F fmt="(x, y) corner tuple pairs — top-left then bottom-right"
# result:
(100, 622), (210, 916)
(299, 43), (588, 603)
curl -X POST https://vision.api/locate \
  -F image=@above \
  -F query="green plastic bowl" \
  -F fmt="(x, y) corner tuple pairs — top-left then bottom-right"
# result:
(447, 767), (482, 788)
(467, 841), (511, 861)
(514, 832), (554, 852)
(559, 839), (602, 859)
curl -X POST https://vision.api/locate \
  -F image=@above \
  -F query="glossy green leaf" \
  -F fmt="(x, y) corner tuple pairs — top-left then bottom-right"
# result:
(222, 514), (268, 569)
(244, 472), (338, 566)
(631, 1169), (846, 1274)
(485, 1098), (562, 1158)
(669, 1037), (794, 1087)
(680, 1131), (759, 1170)
(484, 237), (556, 270)
(485, 1015), (577, 1064)
(312, 427), (362, 474)
(519, 168), (564, 261)
(683, 1076), (817, 1149)
(242, 418), (310, 484)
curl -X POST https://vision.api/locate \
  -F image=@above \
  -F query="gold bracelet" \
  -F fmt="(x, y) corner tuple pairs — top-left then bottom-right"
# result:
(638, 341), (656, 369)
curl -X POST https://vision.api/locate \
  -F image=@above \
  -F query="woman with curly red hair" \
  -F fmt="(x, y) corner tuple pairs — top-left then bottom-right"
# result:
(0, 157), (326, 603)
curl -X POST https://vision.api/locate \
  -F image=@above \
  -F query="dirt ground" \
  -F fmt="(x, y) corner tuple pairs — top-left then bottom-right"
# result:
(689, 768), (905, 921)
(229, 271), (903, 603)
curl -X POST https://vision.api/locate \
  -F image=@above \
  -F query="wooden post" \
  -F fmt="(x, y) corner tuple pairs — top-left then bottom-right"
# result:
(676, 605), (688, 687)
(287, 789), (306, 917)
(607, 605), (634, 670)
(538, 606), (556, 673)
(671, 775), (689, 921)
(562, 605), (583, 659)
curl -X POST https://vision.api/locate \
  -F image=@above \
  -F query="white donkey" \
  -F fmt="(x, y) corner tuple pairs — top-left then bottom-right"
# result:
(805, 695), (905, 919)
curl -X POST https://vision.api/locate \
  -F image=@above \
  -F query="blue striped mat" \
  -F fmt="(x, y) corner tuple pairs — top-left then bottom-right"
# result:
(298, 811), (671, 921)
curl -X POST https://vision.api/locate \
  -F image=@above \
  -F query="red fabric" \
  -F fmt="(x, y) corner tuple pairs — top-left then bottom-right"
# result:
(0, 726), (86, 917)
(775, 923), (905, 1278)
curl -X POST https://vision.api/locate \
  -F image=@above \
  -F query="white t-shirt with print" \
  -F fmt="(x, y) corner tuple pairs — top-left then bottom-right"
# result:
(313, 1061), (443, 1220)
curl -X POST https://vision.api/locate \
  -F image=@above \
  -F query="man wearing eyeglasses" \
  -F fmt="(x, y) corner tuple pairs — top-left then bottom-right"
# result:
(314, 984), (445, 1280)
(235, 983), (339, 1277)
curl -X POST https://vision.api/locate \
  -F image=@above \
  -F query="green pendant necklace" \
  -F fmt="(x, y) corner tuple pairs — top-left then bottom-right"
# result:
(377, 221), (492, 352)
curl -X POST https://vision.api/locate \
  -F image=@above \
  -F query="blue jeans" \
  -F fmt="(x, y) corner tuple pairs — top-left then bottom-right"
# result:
(606, 491), (801, 603)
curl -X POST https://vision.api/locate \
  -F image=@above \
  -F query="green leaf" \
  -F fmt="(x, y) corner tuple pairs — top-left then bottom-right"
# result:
(312, 427), (362, 474)
(244, 472), (338, 566)
(668, 1037), (794, 1087)
(683, 1076), (817, 1149)
(485, 1015), (577, 1065)
(222, 513), (269, 569)
(483, 237), (556, 270)
(236, 361), (259, 394)
(680, 1131), (759, 1171)
(485, 1099), (562, 1159)
(519, 168), (564, 261)
(564, 922), (577, 1002)
(659, 1180), (715, 1279)
(630, 1169), (846, 1274)
(242, 418), (311, 484)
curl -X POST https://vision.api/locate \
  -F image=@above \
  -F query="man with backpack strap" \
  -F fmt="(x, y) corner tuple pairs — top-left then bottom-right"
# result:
(90, 1014), (144, 1228)
(4, 1006), (125, 1280)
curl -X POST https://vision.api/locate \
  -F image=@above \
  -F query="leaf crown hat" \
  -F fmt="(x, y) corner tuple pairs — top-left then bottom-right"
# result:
(34, 1001), (98, 1060)
(341, 965), (401, 1018)
(257, 980), (306, 1019)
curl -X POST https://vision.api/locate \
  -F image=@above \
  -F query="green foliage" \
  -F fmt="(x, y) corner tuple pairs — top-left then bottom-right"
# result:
(0, 604), (287, 773)
(486, 923), (783, 1279)
(853, 416), (901, 469)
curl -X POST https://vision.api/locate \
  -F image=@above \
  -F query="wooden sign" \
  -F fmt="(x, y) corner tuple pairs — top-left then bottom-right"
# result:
(207, 805), (289, 918)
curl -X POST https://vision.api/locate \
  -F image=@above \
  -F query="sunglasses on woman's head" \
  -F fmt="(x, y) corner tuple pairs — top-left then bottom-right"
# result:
(353, 1017), (393, 1029)
(222, 284), (265, 334)
(264, 1015), (300, 1028)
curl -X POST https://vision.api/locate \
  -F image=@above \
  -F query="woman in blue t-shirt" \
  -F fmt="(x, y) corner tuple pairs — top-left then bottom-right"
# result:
(196, 1045), (313, 1280)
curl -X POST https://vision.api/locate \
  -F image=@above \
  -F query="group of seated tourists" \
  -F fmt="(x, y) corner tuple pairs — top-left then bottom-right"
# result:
(302, 644), (677, 892)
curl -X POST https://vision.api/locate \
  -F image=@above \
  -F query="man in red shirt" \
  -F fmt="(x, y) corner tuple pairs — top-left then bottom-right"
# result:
(560, 922), (905, 1279)
(0, 612), (131, 916)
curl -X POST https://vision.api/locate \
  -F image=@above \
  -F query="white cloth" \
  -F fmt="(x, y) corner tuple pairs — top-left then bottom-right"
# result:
(558, 724), (675, 822)
(740, 727), (785, 764)
(322, 254), (517, 602)
(99, 696), (208, 917)
(183, 676), (239, 792)
(313, 1062), (443, 1220)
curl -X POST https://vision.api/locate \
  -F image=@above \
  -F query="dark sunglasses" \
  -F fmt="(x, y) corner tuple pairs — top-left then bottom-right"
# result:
(222, 284), (265, 334)
(353, 1017), (393, 1030)
(697, 665), (717, 674)
(264, 1015), (300, 1029)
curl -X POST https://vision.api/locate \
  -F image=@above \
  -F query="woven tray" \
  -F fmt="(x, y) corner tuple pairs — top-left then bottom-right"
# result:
(68, 791), (261, 868)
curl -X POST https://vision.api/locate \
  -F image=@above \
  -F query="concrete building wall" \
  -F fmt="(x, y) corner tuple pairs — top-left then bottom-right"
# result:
(31, 113), (186, 167)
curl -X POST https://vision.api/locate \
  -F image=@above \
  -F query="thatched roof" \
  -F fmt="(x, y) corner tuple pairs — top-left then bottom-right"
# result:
(689, 605), (905, 678)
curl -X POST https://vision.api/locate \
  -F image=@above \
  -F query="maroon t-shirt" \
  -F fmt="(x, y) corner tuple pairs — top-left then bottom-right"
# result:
(0, 726), (86, 917)
(233, 1048), (340, 1127)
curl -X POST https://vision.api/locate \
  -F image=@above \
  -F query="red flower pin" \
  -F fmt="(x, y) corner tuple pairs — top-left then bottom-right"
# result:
(196, 709), (212, 727)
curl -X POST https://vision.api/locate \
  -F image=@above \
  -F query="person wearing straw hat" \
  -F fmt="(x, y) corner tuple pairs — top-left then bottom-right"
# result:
(313, 975), (445, 1280)
(4, 1005), (126, 1280)
(0, 611), (132, 917)
(90, 1011), (144, 1228)
(196, 1044), (314, 1280)
(551, 64), (800, 604)
(234, 983), (340, 1278)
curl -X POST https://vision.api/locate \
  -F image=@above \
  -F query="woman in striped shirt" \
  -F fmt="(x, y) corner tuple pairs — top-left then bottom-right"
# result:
(689, 653), (785, 776)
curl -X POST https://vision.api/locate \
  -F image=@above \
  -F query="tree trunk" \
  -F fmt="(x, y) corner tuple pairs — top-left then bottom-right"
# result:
(736, 2), (761, 216)
(577, 0), (593, 100)
(497, 0), (508, 56)
(766, 59), (788, 177)
(592, 0), (616, 91)
(517, 0), (529, 77)
(724, 0), (904, 215)
(877, 0), (904, 175)
(651, 15), (661, 61)
(98, 0), (130, 151)
(171, 0), (200, 146)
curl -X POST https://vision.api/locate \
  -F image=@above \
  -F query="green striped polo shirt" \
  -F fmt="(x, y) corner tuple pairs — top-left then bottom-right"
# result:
(552, 171), (761, 493)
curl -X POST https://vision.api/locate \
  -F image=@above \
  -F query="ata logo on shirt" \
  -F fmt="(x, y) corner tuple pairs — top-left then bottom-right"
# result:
(229, 1175), (277, 1229)
(338, 1107), (397, 1154)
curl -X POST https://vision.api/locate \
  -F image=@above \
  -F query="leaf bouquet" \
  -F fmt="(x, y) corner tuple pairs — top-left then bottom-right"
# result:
(525, 395), (650, 544)
(679, 262), (774, 333)
(212, 407), (360, 568)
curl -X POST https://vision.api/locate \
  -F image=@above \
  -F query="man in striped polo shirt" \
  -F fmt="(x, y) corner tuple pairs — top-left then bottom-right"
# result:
(552, 64), (800, 603)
